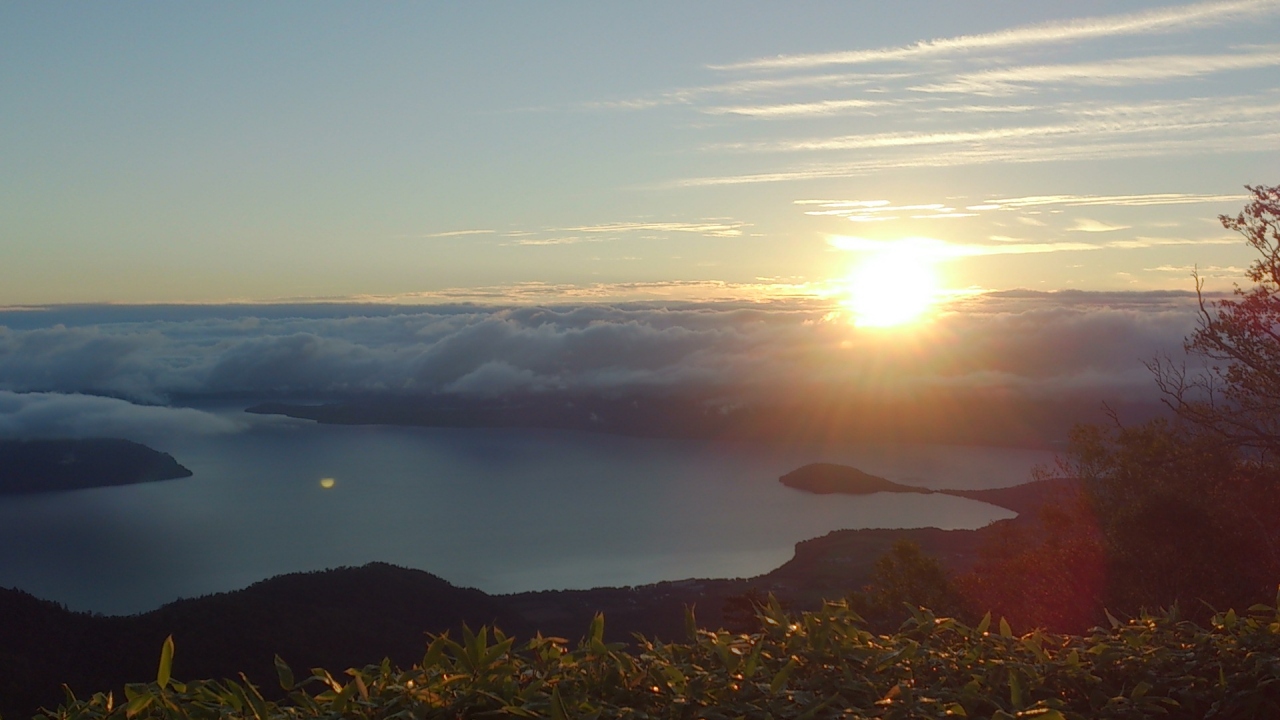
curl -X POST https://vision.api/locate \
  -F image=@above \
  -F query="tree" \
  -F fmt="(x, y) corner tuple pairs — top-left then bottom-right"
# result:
(952, 485), (1107, 634)
(1086, 185), (1280, 614)
(1066, 420), (1280, 617)
(849, 540), (961, 629)
(951, 187), (1280, 630)
(1153, 184), (1280, 457)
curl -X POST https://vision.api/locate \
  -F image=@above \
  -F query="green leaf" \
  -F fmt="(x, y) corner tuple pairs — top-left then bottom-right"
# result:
(125, 691), (154, 719)
(741, 638), (765, 678)
(156, 635), (175, 690)
(976, 612), (992, 635)
(550, 686), (569, 720)
(238, 675), (270, 720)
(770, 657), (799, 694)
(1022, 636), (1047, 662)
(588, 613), (605, 645)
(274, 655), (294, 691)
(423, 634), (450, 669)
(662, 664), (687, 692)
(1009, 668), (1024, 709)
(329, 680), (359, 715)
(1104, 609), (1121, 629)
(999, 617), (1013, 638)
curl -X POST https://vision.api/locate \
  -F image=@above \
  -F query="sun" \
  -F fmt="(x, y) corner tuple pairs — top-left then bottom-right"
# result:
(841, 244), (941, 328)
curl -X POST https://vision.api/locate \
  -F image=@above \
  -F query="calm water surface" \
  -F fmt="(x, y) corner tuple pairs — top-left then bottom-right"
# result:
(0, 417), (1053, 614)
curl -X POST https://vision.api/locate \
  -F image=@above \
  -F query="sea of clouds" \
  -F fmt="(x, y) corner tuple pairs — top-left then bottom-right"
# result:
(0, 292), (1207, 439)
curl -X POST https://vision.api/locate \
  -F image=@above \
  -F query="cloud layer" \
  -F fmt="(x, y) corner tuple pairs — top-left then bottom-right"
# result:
(0, 295), (1207, 438)
(0, 391), (244, 440)
(592, 2), (1280, 191)
(712, 0), (1280, 71)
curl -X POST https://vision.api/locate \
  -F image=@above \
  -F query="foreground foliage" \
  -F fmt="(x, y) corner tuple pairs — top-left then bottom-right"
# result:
(38, 597), (1280, 720)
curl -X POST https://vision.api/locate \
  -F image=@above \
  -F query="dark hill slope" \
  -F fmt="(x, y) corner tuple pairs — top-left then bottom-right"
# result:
(0, 564), (530, 718)
(0, 438), (191, 495)
(144, 562), (533, 683)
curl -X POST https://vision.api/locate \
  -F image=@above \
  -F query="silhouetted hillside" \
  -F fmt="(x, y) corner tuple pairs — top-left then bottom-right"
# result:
(0, 438), (191, 495)
(0, 564), (529, 718)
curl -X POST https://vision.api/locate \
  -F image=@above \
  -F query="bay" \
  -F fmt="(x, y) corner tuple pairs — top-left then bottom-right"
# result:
(0, 417), (1052, 615)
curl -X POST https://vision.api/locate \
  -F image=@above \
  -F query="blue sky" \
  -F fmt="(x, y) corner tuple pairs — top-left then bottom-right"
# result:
(4, 1), (1279, 305)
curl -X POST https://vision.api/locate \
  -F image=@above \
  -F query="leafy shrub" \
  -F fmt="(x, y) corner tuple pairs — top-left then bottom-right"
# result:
(38, 595), (1280, 720)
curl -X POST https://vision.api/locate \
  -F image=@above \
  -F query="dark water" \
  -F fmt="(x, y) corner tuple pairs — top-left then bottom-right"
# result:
(0, 419), (1051, 615)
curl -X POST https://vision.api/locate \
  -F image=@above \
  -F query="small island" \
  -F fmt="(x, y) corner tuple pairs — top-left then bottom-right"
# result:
(779, 462), (933, 495)
(0, 438), (193, 495)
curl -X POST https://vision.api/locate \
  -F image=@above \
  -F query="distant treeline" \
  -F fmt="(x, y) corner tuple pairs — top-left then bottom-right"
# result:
(248, 387), (1164, 449)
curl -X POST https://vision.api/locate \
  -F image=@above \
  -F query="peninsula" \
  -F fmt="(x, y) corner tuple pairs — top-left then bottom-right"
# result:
(0, 438), (193, 495)
(779, 462), (932, 495)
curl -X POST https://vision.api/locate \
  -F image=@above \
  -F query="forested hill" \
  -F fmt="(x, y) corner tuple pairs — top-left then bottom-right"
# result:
(0, 564), (529, 717)
(0, 438), (192, 495)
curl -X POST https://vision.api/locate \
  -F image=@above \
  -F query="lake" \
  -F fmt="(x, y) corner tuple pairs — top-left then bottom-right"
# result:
(0, 415), (1054, 615)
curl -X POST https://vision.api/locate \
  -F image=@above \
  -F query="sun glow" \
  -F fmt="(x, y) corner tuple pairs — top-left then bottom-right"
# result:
(839, 241), (942, 328)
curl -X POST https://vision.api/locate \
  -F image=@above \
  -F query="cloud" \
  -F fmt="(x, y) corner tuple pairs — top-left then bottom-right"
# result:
(796, 200), (978, 222)
(0, 297), (1210, 415)
(418, 230), (496, 238)
(1070, 219), (1131, 233)
(828, 236), (1101, 257)
(796, 193), (1245, 225)
(713, 0), (1280, 71)
(0, 391), (244, 441)
(677, 130), (1280, 185)
(585, 72), (906, 112)
(566, 221), (747, 238)
(991, 192), (1250, 208)
(702, 98), (891, 118)
(350, 280), (818, 305)
(727, 124), (1090, 153)
(442, 361), (544, 395)
(487, 220), (751, 246)
(916, 47), (1280, 94)
(798, 201), (953, 218)
(1105, 236), (1239, 249)
(1147, 264), (1247, 277)
(714, 96), (1280, 155)
(578, 1), (1279, 203)
(504, 236), (596, 247)
(826, 234), (1239, 259)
